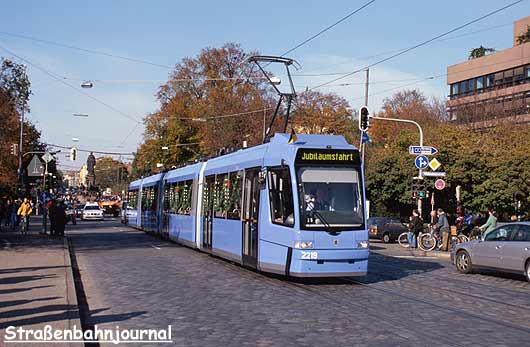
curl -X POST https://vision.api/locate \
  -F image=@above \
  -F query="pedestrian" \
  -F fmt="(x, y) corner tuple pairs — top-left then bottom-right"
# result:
(48, 199), (57, 236)
(9, 199), (17, 231)
(408, 209), (423, 248)
(54, 201), (67, 237)
(435, 208), (450, 251)
(17, 197), (33, 234)
(0, 198), (5, 232)
(479, 208), (497, 236)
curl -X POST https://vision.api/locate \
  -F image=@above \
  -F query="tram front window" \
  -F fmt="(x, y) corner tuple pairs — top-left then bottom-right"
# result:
(297, 167), (363, 229)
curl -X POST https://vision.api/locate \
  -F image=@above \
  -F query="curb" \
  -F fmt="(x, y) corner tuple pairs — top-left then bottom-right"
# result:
(62, 237), (83, 332)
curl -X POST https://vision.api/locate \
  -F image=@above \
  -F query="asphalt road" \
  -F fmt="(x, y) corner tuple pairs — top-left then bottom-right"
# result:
(67, 219), (530, 347)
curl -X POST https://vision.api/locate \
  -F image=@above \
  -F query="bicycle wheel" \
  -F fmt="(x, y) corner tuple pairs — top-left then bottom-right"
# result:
(397, 232), (409, 248)
(457, 234), (469, 243)
(419, 233), (436, 251)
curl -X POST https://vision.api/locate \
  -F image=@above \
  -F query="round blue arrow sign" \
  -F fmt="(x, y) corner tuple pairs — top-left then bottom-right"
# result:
(415, 155), (429, 169)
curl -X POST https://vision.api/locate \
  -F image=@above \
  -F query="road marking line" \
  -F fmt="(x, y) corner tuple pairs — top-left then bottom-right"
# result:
(151, 245), (161, 250)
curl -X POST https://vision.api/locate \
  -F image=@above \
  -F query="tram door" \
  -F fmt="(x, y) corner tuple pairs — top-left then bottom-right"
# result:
(242, 168), (260, 268)
(202, 176), (215, 250)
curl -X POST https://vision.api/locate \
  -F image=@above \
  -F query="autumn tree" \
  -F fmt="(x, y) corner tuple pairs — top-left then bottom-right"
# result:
(468, 46), (495, 59)
(291, 90), (355, 142)
(132, 43), (277, 177)
(516, 25), (530, 45)
(0, 58), (42, 196)
(94, 157), (129, 194)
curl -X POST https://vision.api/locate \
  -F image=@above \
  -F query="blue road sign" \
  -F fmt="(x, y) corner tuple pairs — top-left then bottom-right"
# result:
(409, 146), (438, 155)
(415, 155), (429, 170)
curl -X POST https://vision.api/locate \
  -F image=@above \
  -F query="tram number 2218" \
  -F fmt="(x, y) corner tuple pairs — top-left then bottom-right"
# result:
(301, 251), (318, 260)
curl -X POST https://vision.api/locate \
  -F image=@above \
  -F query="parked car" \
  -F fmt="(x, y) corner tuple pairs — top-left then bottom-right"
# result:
(452, 222), (530, 282)
(368, 217), (409, 243)
(81, 203), (104, 221)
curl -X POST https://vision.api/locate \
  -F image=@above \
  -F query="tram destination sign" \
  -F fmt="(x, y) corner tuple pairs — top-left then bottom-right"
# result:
(295, 149), (360, 166)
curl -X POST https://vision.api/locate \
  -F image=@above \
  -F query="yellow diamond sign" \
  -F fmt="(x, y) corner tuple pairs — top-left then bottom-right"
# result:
(429, 158), (441, 171)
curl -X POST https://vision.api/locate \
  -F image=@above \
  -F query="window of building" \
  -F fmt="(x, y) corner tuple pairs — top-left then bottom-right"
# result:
(268, 166), (295, 227)
(467, 79), (475, 94)
(494, 72), (504, 87)
(514, 67), (525, 84)
(503, 69), (514, 87)
(451, 83), (459, 96)
(476, 76), (484, 91)
(486, 74), (495, 89)
(526, 65), (530, 79)
(460, 80), (468, 95)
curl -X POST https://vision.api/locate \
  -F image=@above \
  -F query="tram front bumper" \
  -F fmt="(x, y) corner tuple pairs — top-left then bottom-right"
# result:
(289, 248), (369, 278)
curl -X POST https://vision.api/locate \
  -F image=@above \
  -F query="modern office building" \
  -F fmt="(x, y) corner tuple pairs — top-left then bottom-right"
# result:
(447, 16), (530, 128)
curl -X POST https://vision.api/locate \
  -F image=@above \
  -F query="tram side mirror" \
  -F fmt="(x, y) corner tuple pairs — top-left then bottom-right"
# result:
(258, 168), (267, 189)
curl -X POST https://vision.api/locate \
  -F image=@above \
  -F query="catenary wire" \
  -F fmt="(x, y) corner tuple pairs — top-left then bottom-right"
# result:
(309, 0), (524, 90)
(278, 0), (377, 57)
(0, 31), (174, 69)
(0, 44), (143, 124)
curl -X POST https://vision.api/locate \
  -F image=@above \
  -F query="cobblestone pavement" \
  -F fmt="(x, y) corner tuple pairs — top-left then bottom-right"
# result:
(0, 218), (80, 347)
(69, 220), (530, 347)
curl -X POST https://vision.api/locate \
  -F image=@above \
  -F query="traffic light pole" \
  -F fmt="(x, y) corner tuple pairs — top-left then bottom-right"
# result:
(369, 116), (425, 216)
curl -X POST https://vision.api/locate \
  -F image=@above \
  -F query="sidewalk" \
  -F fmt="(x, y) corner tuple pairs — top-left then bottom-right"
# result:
(0, 216), (81, 346)
(370, 240), (451, 260)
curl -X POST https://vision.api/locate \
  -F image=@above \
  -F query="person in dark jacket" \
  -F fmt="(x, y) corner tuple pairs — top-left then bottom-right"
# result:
(48, 200), (57, 236)
(408, 209), (423, 248)
(54, 201), (67, 237)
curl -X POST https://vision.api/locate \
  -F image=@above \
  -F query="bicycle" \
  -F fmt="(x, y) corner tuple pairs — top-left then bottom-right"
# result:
(418, 228), (468, 251)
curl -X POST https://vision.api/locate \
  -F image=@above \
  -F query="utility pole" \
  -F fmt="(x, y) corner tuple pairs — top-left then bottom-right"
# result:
(17, 65), (27, 198)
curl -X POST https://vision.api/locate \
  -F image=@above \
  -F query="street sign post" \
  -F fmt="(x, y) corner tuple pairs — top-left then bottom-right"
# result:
(27, 155), (44, 177)
(435, 179), (446, 190)
(423, 171), (446, 177)
(414, 155), (429, 170)
(409, 146), (438, 155)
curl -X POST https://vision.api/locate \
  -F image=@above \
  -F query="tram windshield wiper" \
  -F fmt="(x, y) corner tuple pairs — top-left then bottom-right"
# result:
(310, 210), (339, 235)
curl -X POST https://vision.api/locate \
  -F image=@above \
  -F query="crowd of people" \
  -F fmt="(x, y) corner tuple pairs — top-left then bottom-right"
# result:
(406, 207), (500, 250)
(0, 195), (69, 236)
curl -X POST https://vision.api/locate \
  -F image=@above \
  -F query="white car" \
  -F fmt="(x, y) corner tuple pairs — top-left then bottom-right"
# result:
(82, 203), (104, 221)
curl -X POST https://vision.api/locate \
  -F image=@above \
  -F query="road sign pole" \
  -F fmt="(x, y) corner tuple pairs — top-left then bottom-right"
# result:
(371, 115), (424, 216)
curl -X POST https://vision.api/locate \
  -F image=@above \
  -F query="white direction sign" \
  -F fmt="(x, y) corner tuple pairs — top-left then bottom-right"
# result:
(42, 151), (54, 163)
(423, 171), (446, 178)
(27, 155), (44, 177)
(409, 146), (438, 155)
(429, 158), (441, 171)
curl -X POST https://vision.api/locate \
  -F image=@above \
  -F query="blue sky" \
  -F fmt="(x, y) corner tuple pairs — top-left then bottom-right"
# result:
(0, 0), (526, 169)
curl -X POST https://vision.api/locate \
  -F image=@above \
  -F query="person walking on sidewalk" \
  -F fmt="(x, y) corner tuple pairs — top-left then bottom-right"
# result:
(17, 198), (33, 234)
(407, 209), (423, 248)
(54, 201), (67, 237)
(435, 208), (450, 251)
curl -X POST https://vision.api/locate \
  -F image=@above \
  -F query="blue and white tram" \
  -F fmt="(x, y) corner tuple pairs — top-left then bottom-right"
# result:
(127, 133), (369, 278)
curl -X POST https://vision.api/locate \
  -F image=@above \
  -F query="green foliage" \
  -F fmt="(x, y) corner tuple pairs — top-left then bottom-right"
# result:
(516, 25), (530, 45)
(468, 46), (495, 60)
(365, 90), (530, 221)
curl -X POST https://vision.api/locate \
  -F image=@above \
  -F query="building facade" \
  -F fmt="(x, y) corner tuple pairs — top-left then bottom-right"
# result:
(447, 16), (530, 128)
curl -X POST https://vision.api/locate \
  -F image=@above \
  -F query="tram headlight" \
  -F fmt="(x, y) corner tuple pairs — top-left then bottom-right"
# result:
(294, 241), (313, 249)
(356, 241), (369, 249)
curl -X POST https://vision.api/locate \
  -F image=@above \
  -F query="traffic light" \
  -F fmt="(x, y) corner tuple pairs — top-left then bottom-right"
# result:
(70, 147), (77, 161)
(358, 106), (370, 132)
(411, 177), (426, 199)
(11, 143), (18, 155)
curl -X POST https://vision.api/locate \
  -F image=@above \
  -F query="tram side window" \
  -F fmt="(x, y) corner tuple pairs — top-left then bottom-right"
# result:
(178, 180), (192, 215)
(226, 172), (242, 220)
(268, 167), (294, 227)
(127, 190), (138, 209)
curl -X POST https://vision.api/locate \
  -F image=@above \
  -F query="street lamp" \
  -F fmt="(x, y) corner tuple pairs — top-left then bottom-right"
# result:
(81, 81), (93, 89)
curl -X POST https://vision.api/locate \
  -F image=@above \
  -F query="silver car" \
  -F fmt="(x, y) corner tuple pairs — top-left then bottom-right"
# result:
(452, 222), (530, 282)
